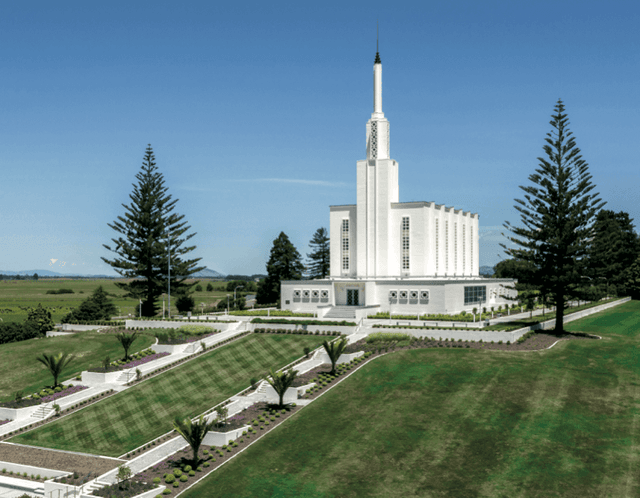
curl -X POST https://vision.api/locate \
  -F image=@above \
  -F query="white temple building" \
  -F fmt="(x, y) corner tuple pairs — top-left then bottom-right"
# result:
(281, 49), (516, 319)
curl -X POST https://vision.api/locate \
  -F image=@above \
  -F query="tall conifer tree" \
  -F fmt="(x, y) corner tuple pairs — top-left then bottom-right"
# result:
(256, 232), (304, 304)
(503, 100), (605, 332)
(306, 227), (330, 279)
(102, 145), (204, 316)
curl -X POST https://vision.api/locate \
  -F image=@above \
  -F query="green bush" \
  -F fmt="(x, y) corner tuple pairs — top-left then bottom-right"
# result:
(153, 477), (161, 484)
(164, 474), (175, 484)
(180, 475), (188, 482)
(188, 470), (195, 476)
(366, 332), (412, 343)
(183, 465), (192, 472)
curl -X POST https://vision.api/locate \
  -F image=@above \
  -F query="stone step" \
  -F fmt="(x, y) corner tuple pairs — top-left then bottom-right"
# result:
(31, 404), (54, 420)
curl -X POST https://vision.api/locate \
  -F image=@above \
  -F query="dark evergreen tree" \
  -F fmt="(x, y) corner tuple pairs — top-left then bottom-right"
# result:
(25, 304), (55, 335)
(62, 286), (117, 322)
(586, 210), (640, 296)
(503, 100), (605, 333)
(623, 255), (640, 300)
(306, 227), (330, 279)
(256, 232), (304, 305)
(102, 146), (204, 316)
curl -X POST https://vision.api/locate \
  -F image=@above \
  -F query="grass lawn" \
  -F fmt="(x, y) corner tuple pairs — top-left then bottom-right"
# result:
(182, 300), (640, 498)
(0, 331), (155, 402)
(10, 334), (326, 457)
(0, 279), (228, 323)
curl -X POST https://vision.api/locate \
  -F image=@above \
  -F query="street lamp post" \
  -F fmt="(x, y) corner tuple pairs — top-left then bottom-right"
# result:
(226, 294), (230, 315)
(167, 234), (171, 320)
(234, 285), (244, 305)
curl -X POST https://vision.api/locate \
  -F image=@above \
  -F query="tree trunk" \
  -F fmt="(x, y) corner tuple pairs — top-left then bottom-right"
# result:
(555, 289), (564, 333)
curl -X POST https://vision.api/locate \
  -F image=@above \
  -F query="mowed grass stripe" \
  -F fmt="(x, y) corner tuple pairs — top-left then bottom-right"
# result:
(183, 301), (640, 497)
(10, 334), (326, 456)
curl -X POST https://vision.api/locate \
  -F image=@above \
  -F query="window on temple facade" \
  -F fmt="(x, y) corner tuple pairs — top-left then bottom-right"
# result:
(402, 216), (410, 272)
(342, 219), (349, 271)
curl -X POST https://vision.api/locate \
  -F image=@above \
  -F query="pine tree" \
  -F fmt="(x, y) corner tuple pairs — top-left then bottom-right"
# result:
(306, 227), (330, 279)
(503, 100), (605, 333)
(587, 210), (640, 295)
(256, 232), (304, 305)
(102, 145), (204, 316)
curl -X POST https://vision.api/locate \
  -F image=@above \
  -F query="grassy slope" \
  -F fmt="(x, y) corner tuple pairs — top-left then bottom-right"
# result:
(183, 300), (640, 498)
(0, 279), (228, 322)
(10, 334), (326, 457)
(0, 331), (155, 402)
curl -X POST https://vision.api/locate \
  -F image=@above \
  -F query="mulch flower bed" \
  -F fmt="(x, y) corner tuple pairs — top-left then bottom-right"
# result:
(1, 385), (89, 409)
(0, 442), (122, 476)
(54, 470), (99, 485)
(0, 389), (116, 441)
(0, 419), (9, 426)
(135, 402), (300, 492)
(93, 479), (160, 497)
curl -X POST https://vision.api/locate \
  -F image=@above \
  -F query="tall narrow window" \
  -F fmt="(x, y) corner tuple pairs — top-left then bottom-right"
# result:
(402, 216), (410, 272)
(462, 225), (466, 274)
(435, 219), (439, 275)
(470, 226), (474, 274)
(445, 220), (449, 274)
(454, 222), (458, 275)
(342, 219), (349, 271)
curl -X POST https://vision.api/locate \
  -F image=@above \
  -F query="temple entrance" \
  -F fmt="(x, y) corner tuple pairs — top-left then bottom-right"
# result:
(347, 289), (359, 306)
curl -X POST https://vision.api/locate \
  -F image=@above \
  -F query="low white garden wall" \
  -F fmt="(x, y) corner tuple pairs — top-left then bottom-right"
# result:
(150, 343), (190, 354)
(61, 324), (110, 332)
(46, 331), (75, 337)
(0, 461), (68, 480)
(251, 323), (355, 335)
(315, 351), (364, 365)
(0, 405), (38, 422)
(126, 320), (234, 331)
(201, 425), (252, 447)
(260, 385), (298, 406)
(81, 370), (123, 385)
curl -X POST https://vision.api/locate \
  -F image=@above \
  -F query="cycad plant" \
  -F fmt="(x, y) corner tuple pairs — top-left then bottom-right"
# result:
(265, 367), (298, 408)
(322, 337), (347, 375)
(115, 331), (139, 361)
(36, 352), (75, 388)
(173, 414), (216, 465)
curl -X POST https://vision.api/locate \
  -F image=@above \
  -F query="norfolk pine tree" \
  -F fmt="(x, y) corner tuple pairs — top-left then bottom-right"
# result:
(102, 146), (204, 316)
(256, 232), (304, 304)
(503, 100), (605, 333)
(306, 227), (330, 279)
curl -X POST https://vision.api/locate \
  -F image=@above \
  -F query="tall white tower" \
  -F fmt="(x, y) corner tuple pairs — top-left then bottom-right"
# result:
(356, 48), (399, 277)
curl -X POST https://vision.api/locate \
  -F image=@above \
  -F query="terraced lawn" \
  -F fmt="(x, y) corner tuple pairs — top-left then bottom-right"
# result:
(10, 334), (325, 457)
(0, 330), (155, 402)
(182, 300), (640, 497)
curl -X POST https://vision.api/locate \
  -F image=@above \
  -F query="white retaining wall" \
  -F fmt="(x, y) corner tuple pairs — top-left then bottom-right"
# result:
(126, 320), (235, 331)
(0, 405), (38, 421)
(251, 323), (355, 334)
(201, 425), (252, 447)
(61, 324), (110, 332)
(0, 461), (68, 480)
(81, 370), (122, 385)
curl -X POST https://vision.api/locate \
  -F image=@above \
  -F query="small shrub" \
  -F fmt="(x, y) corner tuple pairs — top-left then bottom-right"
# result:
(203, 462), (210, 468)
(180, 474), (188, 482)
(165, 474), (175, 484)
(173, 481), (180, 488)
(188, 470), (195, 476)
(173, 469), (182, 477)
(153, 477), (161, 484)
(163, 489), (172, 495)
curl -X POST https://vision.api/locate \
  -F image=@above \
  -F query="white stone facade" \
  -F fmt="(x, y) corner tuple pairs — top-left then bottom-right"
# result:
(281, 49), (516, 315)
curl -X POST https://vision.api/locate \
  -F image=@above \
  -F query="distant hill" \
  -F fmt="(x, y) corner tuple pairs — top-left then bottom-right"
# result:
(190, 268), (226, 278)
(479, 266), (495, 276)
(0, 267), (225, 279)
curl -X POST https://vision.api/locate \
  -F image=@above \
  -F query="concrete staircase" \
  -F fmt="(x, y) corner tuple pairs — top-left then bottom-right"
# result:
(323, 306), (357, 320)
(82, 480), (108, 494)
(116, 370), (136, 383)
(31, 403), (54, 420)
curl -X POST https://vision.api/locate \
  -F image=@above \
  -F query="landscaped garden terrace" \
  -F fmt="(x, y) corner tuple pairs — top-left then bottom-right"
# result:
(0, 329), (155, 403)
(9, 333), (327, 457)
(177, 300), (640, 497)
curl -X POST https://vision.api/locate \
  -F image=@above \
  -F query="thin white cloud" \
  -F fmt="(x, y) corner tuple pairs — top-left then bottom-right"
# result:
(178, 178), (351, 191)
(232, 178), (351, 188)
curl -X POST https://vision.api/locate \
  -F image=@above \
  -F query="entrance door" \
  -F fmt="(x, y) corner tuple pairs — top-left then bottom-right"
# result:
(347, 289), (359, 306)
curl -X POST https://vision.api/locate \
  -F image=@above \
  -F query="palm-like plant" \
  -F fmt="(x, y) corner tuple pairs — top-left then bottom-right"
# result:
(173, 414), (216, 465)
(36, 352), (75, 388)
(323, 337), (347, 375)
(265, 367), (298, 408)
(115, 331), (139, 361)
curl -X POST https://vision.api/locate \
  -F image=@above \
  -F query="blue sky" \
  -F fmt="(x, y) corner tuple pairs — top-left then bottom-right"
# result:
(1, 0), (638, 276)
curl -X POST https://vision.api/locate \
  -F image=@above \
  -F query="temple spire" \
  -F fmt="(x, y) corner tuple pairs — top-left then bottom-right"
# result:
(375, 23), (381, 64)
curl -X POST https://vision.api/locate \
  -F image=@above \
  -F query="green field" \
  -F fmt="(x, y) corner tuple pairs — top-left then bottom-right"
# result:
(0, 330), (155, 403)
(0, 279), (229, 323)
(10, 334), (326, 457)
(182, 300), (640, 498)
